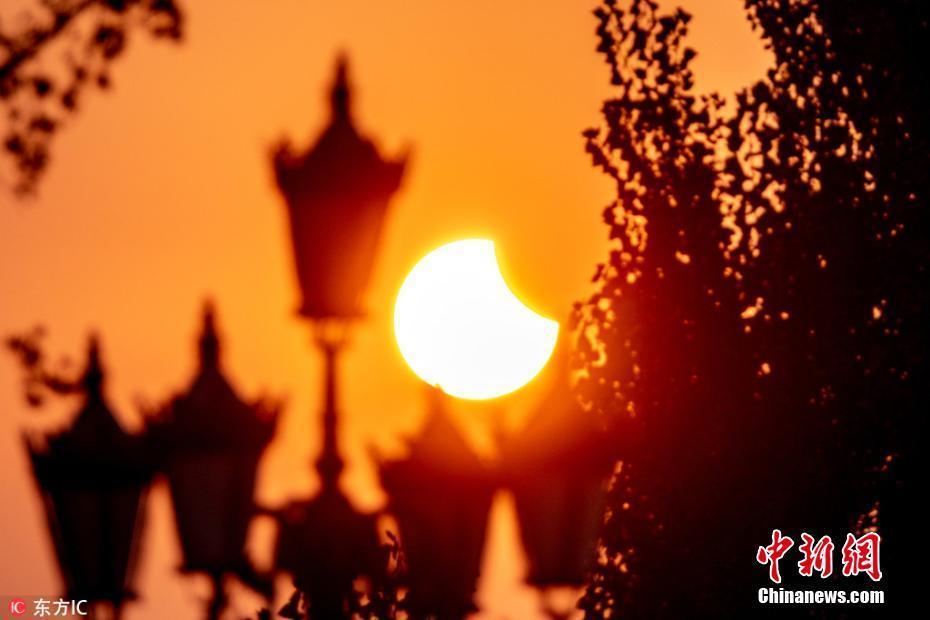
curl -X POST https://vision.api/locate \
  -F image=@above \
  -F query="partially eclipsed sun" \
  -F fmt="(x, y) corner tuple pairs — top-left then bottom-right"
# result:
(393, 239), (559, 400)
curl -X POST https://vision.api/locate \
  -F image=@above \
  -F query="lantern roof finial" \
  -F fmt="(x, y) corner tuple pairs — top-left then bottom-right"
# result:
(81, 332), (104, 394)
(396, 386), (485, 474)
(28, 334), (149, 487)
(198, 299), (220, 370)
(155, 303), (278, 452)
(330, 53), (351, 121)
(70, 334), (123, 447)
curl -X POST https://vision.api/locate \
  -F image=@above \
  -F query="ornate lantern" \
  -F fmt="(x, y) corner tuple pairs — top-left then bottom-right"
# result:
(270, 55), (407, 618)
(501, 344), (613, 618)
(150, 303), (279, 619)
(379, 389), (496, 619)
(273, 54), (407, 321)
(26, 336), (151, 617)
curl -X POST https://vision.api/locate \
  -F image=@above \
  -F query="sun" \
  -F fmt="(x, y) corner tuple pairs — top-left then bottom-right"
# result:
(393, 239), (559, 400)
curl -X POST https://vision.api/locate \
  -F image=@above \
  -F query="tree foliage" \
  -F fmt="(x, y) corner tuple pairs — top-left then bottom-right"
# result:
(576, 0), (928, 616)
(0, 0), (182, 195)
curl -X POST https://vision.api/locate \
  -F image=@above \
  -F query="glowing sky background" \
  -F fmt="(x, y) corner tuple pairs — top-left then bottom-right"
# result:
(0, 1), (770, 617)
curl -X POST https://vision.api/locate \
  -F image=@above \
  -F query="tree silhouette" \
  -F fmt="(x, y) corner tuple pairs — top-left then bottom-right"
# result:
(576, 0), (927, 617)
(7, 325), (82, 405)
(1, 0), (182, 195)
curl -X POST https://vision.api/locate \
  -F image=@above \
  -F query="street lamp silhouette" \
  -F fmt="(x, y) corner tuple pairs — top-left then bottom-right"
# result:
(271, 54), (407, 618)
(501, 342), (613, 619)
(274, 55), (406, 322)
(150, 303), (279, 620)
(26, 336), (151, 620)
(378, 388), (495, 620)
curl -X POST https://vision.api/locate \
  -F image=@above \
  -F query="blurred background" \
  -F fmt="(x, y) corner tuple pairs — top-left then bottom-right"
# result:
(0, 1), (770, 617)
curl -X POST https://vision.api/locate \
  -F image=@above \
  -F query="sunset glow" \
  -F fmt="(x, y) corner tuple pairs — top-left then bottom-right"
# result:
(0, 1), (776, 617)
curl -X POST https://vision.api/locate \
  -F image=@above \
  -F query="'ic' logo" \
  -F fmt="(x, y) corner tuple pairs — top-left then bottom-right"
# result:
(9, 598), (28, 616)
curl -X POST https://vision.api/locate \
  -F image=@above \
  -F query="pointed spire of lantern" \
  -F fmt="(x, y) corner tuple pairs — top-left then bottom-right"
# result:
(198, 300), (220, 370)
(329, 53), (351, 121)
(66, 334), (127, 452)
(81, 333), (104, 392)
(157, 301), (278, 451)
(26, 334), (141, 461)
(407, 386), (483, 472)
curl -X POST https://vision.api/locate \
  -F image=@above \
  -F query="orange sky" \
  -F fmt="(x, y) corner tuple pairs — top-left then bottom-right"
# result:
(0, 1), (770, 617)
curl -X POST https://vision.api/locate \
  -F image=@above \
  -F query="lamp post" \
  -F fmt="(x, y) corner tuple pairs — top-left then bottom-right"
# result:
(271, 54), (407, 618)
(150, 303), (279, 620)
(25, 336), (151, 620)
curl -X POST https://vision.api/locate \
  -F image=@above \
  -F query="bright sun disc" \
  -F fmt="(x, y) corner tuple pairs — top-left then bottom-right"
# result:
(393, 239), (559, 400)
